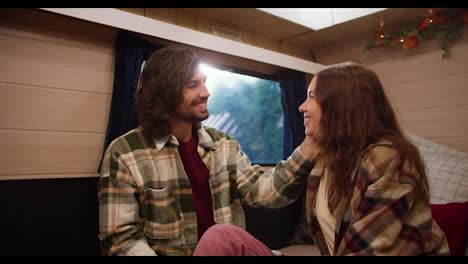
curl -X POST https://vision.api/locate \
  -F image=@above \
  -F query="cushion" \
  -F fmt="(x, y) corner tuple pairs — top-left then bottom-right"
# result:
(431, 202), (468, 256)
(277, 244), (321, 256)
(405, 134), (468, 255)
(406, 132), (468, 204)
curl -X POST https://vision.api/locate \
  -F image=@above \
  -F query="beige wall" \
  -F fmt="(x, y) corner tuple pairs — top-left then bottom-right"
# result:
(0, 8), (117, 180)
(313, 27), (468, 152)
(0, 8), (291, 181)
(8, 7), (465, 181)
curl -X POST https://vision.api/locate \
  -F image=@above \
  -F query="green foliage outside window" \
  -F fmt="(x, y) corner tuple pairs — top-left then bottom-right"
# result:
(202, 64), (283, 164)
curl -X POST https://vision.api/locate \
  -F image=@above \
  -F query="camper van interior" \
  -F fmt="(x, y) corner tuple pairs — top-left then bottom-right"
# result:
(0, 8), (467, 256)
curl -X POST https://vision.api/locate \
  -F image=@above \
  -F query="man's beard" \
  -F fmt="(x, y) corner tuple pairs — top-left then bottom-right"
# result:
(174, 110), (209, 123)
(174, 97), (210, 123)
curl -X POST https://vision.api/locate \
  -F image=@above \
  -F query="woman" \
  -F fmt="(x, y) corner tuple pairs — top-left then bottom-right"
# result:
(296, 63), (449, 255)
(193, 63), (449, 256)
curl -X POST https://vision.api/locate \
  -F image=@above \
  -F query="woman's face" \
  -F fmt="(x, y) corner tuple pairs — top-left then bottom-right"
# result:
(299, 76), (322, 138)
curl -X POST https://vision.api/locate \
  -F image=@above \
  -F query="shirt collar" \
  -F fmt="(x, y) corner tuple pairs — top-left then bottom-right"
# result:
(153, 126), (217, 151)
(197, 126), (217, 150)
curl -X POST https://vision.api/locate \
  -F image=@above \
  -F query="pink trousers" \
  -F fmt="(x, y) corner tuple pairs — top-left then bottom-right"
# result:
(193, 224), (275, 256)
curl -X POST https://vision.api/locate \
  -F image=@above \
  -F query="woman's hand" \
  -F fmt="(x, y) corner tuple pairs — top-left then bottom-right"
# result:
(299, 136), (318, 161)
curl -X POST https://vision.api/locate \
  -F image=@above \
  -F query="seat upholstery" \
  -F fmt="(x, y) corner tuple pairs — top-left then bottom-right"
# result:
(277, 244), (321, 256)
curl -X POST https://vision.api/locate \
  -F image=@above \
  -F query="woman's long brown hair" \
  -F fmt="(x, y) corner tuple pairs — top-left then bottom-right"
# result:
(314, 64), (429, 214)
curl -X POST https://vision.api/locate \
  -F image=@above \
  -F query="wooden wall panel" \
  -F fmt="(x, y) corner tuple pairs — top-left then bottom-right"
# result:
(0, 82), (111, 133)
(0, 8), (116, 53)
(0, 8), (116, 180)
(175, 10), (197, 29)
(0, 34), (114, 94)
(385, 73), (468, 111)
(120, 8), (145, 16)
(368, 44), (468, 85)
(398, 105), (468, 138)
(398, 105), (468, 152)
(145, 8), (177, 24)
(0, 130), (105, 177)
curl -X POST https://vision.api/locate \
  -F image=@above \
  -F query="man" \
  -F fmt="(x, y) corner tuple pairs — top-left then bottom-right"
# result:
(98, 47), (316, 256)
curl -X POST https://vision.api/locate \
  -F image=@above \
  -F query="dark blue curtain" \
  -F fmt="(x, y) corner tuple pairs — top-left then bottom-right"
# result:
(279, 69), (308, 159)
(99, 31), (163, 172)
(243, 69), (309, 250)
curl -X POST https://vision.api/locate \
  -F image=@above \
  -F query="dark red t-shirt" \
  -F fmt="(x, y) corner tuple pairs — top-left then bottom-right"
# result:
(178, 134), (215, 240)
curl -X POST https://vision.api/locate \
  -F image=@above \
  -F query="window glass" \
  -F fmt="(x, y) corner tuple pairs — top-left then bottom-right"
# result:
(201, 64), (283, 164)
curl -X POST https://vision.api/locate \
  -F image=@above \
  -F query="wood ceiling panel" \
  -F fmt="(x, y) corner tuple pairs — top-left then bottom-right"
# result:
(247, 12), (311, 40)
(179, 8), (310, 40)
(178, 8), (244, 19)
(177, 8), (443, 50)
(213, 9), (263, 29)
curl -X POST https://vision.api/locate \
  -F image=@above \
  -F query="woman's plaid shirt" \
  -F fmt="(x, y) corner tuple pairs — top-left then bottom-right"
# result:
(306, 141), (450, 256)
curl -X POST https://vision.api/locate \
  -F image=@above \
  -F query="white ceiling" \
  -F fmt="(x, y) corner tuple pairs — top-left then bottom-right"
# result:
(257, 8), (387, 30)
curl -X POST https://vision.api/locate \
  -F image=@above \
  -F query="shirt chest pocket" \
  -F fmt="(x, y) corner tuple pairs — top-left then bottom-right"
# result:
(143, 187), (184, 240)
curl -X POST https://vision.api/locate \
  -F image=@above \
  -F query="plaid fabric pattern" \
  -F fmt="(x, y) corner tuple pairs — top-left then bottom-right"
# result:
(98, 126), (314, 256)
(406, 132), (468, 204)
(305, 141), (450, 255)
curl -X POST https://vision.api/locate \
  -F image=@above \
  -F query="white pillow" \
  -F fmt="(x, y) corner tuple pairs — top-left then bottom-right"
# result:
(406, 132), (468, 204)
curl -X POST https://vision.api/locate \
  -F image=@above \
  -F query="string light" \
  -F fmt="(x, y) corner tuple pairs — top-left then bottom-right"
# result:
(379, 18), (385, 38)
(379, 17), (385, 39)
(366, 8), (467, 59)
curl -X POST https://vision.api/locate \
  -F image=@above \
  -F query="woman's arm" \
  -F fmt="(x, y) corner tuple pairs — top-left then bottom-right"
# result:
(235, 137), (316, 208)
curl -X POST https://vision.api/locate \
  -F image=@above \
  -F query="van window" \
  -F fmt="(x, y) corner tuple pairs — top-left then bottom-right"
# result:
(201, 63), (283, 165)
